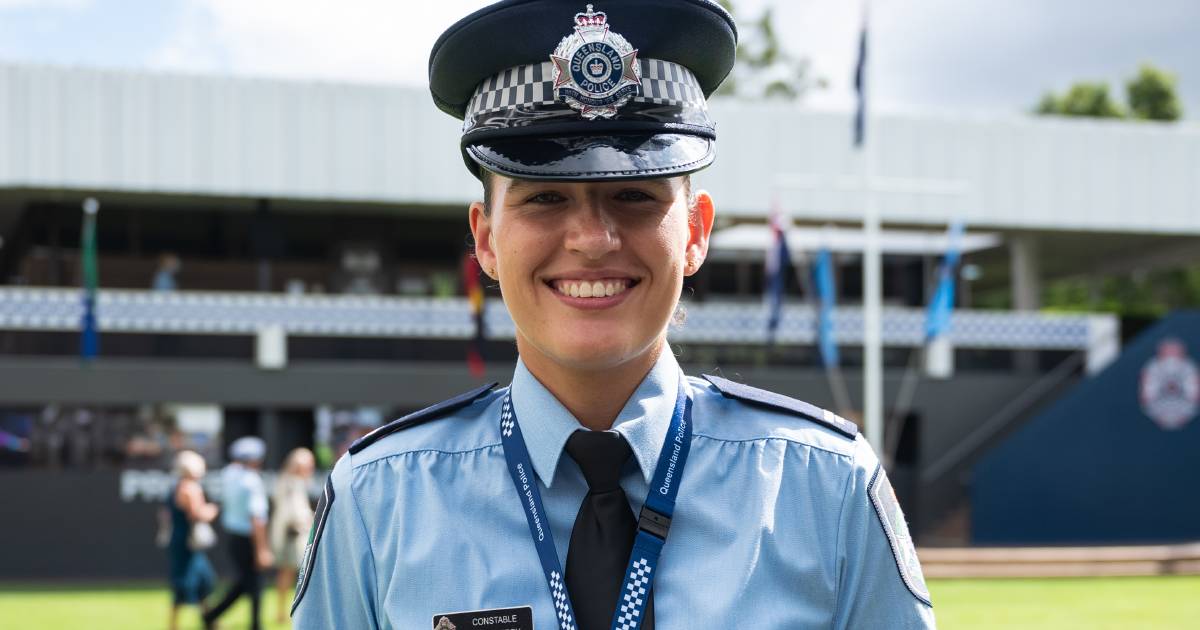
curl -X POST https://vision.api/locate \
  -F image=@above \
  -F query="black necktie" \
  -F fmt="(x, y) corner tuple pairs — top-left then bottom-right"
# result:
(564, 430), (655, 630)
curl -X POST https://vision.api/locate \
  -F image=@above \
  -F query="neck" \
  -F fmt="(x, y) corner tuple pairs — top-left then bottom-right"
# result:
(519, 339), (664, 431)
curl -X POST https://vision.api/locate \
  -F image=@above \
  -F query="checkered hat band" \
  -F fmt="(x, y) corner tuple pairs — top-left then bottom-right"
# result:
(466, 58), (706, 119)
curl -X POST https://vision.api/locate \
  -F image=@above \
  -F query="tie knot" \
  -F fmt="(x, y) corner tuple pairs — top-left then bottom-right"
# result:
(565, 430), (632, 492)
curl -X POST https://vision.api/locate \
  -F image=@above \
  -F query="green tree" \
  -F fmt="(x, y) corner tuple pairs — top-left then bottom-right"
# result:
(1036, 82), (1124, 118)
(715, 1), (825, 101)
(1034, 63), (1183, 121)
(1126, 64), (1182, 121)
(1044, 267), (1200, 317)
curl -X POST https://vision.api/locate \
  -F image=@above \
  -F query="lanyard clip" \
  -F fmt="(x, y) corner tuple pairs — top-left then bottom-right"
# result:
(638, 506), (672, 540)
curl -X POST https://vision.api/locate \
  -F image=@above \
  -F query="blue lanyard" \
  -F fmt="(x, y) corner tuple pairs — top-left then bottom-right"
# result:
(499, 377), (693, 630)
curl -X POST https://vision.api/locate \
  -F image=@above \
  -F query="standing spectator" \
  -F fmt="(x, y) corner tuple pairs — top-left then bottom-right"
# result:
(166, 450), (218, 630)
(152, 253), (181, 292)
(204, 436), (273, 630)
(270, 447), (316, 623)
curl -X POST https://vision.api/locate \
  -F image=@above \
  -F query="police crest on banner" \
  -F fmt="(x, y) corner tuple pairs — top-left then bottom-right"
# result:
(1139, 338), (1200, 431)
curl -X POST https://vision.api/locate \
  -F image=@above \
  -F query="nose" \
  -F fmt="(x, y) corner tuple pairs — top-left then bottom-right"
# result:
(564, 202), (620, 260)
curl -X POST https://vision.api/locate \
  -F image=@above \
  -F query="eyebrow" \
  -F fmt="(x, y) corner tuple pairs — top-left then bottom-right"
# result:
(504, 180), (552, 195)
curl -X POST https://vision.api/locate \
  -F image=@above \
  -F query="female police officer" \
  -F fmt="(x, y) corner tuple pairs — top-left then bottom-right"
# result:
(292, 2), (935, 628)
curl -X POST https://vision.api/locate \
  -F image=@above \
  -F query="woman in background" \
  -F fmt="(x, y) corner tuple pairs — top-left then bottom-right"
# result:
(166, 450), (218, 630)
(270, 447), (315, 623)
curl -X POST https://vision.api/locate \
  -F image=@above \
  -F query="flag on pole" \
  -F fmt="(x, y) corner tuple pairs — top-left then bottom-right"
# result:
(80, 198), (100, 361)
(813, 248), (840, 367)
(764, 200), (792, 345)
(462, 250), (486, 378)
(925, 220), (965, 340)
(852, 4), (869, 148)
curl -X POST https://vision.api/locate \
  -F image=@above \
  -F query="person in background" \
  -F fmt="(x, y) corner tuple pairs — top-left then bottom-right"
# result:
(166, 450), (218, 630)
(152, 253), (181, 292)
(204, 436), (273, 630)
(269, 447), (316, 624)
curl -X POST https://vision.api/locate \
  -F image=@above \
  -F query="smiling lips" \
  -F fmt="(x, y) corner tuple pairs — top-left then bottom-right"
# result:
(551, 278), (634, 298)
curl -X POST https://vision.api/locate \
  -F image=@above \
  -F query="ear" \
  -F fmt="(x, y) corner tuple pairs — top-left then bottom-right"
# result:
(469, 202), (497, 279)
(684, 190), (716, 277)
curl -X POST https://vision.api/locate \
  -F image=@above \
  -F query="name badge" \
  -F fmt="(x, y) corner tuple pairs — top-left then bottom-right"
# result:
(432, 605), (534, 630)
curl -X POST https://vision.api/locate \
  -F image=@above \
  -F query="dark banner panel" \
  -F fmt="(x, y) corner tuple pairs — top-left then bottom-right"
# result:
(0, 469), (322, 580)
(2, 470), (190, 580)
(973, 311), (1200, 544)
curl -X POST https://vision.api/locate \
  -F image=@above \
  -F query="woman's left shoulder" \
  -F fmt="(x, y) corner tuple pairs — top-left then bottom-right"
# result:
(685, 373), (859, 455)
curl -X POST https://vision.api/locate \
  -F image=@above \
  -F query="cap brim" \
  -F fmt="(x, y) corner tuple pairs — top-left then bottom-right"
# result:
(465, 133), (714, 181)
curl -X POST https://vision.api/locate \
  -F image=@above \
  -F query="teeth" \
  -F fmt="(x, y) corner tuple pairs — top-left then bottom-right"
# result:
(554, 279), (631, 298)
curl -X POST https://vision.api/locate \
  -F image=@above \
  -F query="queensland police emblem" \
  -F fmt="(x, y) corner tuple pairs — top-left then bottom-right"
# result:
(1139, 338), (1200, 431)
(869, 465), (931, 606)
(550, 4), (641, 119)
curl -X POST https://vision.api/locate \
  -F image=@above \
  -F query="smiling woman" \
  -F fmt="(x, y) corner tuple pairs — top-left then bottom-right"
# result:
(469, 173), (714, 429)
(289, 3), (933, 630)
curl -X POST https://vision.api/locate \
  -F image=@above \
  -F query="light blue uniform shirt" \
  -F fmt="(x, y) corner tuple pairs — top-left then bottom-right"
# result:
(220, 463), (269, 536)
(293, 351), (935, 628)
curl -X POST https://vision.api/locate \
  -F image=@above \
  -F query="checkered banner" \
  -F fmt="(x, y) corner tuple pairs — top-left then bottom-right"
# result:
(0, 288), (1116, 364)
(465, 58), (706, 120)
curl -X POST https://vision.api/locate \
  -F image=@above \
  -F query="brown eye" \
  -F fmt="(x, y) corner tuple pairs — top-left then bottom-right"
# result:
(527, 191), (567, 204)
(615, 189), (654, 202)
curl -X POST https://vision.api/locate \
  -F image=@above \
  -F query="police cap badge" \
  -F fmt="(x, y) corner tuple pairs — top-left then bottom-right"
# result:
(550, 5), (641, 119)
(429, 0), (737, 181)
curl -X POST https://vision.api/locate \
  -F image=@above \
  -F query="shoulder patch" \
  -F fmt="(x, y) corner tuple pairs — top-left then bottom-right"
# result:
(701, 374), (858, 439)
(291, 474), (334, 616)
(348, 382), (499, 455)
(869, 465), (932, 607)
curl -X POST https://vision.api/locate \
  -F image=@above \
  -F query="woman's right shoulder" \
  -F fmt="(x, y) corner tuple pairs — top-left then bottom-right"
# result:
(348, 384), (506, 467)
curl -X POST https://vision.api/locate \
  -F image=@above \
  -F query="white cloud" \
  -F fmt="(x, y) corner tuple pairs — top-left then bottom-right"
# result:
(148, 0), (869, 102)
(144, 0), (1200, 117)
(150, 0), (493, 85)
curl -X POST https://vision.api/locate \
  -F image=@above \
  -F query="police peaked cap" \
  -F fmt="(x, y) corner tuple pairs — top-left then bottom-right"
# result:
(429, 0), (737, 181)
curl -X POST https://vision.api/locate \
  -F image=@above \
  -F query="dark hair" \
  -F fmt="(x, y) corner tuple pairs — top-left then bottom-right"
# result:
(480, 168), (496, 215)
(479, 169), (693, 215)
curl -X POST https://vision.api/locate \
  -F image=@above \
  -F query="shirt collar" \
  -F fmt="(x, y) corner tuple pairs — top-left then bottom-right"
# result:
(509, 350), (681, 488)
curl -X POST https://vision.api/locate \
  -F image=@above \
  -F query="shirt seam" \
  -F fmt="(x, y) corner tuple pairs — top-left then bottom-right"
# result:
(351, 442), (503, 468)
(831, 442), (858, 628)
(347, 452), (381, 630)
(691, 431), (854, 459)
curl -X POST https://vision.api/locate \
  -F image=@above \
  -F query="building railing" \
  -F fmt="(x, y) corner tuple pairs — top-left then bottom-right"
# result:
(0, 287), (1119, 369)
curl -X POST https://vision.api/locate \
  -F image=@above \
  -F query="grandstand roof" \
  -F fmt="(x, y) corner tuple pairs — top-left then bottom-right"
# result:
(1, 61), (1198, 235)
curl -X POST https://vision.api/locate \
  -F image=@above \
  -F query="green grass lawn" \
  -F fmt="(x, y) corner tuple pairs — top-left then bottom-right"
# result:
(0, 582), (295, 630)
(0, 576), (1198, 629)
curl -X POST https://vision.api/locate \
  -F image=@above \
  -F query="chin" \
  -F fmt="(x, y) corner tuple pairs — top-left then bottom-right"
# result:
(550, 340), (642, 371)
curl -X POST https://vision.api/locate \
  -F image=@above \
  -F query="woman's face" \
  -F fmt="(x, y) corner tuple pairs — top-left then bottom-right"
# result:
(470, 175), (714, 373)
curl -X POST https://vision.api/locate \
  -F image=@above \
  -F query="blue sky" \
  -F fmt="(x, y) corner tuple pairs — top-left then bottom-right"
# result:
(0, 1), (181, 69)
(1, 0), (1197, 119)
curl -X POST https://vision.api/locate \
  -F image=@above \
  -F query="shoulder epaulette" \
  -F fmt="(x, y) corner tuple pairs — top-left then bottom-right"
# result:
(701, 374), (859, 439)
(349, 382), (499, 454)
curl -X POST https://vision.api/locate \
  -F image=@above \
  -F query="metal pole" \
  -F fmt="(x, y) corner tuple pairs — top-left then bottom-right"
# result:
(863, 136), (884, 451)
(859, 2), (884, 452)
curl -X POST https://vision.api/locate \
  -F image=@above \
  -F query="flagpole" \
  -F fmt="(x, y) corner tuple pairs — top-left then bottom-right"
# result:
(80, 197), (100, 362)
(863, 156), (883, 451)
(857, 2), (884, 452)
